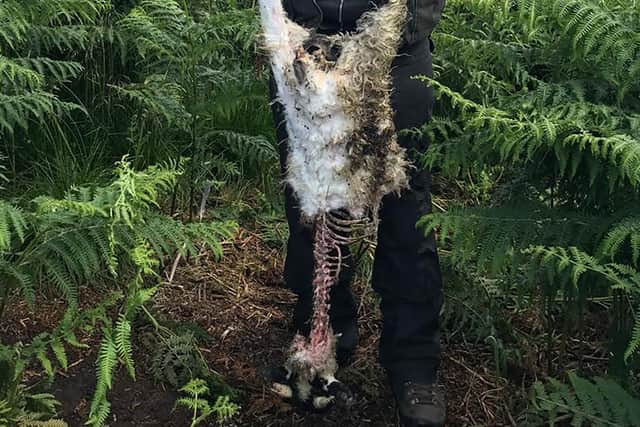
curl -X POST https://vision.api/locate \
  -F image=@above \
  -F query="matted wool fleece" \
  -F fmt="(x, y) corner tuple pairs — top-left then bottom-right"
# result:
(258, 0), (410, 407)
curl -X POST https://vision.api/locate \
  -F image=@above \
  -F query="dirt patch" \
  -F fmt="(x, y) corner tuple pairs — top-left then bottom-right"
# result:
(154, 228), (512, 426)
(53, 356), (190, 427)
(1, 227), (512, 426)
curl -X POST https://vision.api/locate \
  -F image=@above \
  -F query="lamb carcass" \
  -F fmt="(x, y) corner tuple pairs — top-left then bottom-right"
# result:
(258, 0), (410, 409)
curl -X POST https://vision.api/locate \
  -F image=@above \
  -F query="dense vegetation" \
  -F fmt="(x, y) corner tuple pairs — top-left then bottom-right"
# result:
(420, 0), (640, 424)
(1, 0), (260, 425)
(0, 0), (639, 426)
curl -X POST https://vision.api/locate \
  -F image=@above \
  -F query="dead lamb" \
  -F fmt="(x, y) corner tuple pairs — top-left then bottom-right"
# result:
(258, 0), (410, 409)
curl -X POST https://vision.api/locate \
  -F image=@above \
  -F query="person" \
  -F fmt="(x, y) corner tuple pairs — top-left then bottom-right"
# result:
(268, 1), (446, 425)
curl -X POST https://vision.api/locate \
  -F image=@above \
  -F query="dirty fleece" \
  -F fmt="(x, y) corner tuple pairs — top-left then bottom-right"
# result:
(258, 0), (410, 408)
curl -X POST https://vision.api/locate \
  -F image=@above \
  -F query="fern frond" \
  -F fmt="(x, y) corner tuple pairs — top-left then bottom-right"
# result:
(86, 399), (110, 427)
(117, 0), (188, 63)
(180, 378), (210, 397)
(528, 246), (640, 291)
(552, 0), (640, 86)
(110, 76), (190, 127)
(49, 337), (68, 371)
(87, 332), (116, 426)
(13, 58), (84, 85)
(0, 55), (43, 91)
(0, 260), (35, 306)
(96, 332), (117, 391)
(419, 204), (605, 274)
(625, 311), (640, 362)
(42, 259), (78, 310)
(563, 133), (640, 188)
(151, 333), (205, 388)
(532, 372), (640, 426)
(203, 130), (277, 170)
(114, 315), (134, 379)
(211, 395), (240, 423)
(0, 92), (77, 134)
(600, 217), (640, 265)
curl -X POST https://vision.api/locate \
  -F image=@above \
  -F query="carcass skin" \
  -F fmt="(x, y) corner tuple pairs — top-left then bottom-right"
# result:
(258, 0), (409, 408)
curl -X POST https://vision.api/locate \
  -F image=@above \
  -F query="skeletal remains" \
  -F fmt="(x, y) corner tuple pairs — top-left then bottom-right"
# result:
(258, 0), (410, 409)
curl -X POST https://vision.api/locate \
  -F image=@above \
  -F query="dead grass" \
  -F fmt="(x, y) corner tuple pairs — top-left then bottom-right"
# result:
(155, 227), (514, 426)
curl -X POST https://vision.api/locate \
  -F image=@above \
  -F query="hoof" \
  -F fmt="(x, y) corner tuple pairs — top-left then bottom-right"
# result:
(265, 364), (354, 412)
(271, 382), (294, 399)
(312, 395), (335, 410)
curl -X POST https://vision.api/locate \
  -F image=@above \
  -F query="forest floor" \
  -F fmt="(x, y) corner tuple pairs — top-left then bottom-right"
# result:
(2, 226), (530, 426)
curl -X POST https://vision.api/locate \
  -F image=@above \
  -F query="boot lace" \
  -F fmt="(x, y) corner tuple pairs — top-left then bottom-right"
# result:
(404, 382), (442, 406)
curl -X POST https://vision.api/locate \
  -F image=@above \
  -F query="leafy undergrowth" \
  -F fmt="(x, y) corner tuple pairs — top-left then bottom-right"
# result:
(2, 224), (617, 426)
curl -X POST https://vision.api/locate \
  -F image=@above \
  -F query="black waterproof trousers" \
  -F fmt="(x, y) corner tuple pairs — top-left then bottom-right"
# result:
(269, 39), (443, 384)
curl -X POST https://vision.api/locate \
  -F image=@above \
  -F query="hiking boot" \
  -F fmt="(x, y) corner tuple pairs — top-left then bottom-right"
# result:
(393, 381), (446, 427)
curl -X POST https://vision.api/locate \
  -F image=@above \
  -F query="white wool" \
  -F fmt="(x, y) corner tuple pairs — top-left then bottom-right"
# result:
(259, 0), (409, 220)
(258, 0), (409, 403)
(280, 68), (356, 216)
(258, 0), (308, 70)
(258, 0), (366, 218)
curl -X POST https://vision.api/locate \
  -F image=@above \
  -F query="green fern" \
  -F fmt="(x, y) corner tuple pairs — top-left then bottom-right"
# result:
(531, 372), (640, 426)
(1, 2), (256, 426)
(176, 378), (240, 427)
(526, 246), (640, 360)
(49, 338), (67, 371)
(627, 312), (640, 362)
(0, 158), (236, 427)
(600, 217), (640, 266)
(87, 332), (116, 427)
(421, 77), (640, 190)
(203, 130), (277, 171)
(0, 343), (66, 427)
(0, 201), (27, 250)
(0, 0), (104, 135)
(151, 333), (207, 388)
(114, 315), (134, 379)
(527, 246), (639, 293)
(110, 76), (190, 128)
(419, 203), (610, 274)
(110, 0), (272, 186)
(420, 0), (640, 371)
(0, 399), (10, 426)
(551, 0), (640, 92)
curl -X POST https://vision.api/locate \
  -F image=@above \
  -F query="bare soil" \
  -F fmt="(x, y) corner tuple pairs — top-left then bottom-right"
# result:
(2, 227), (515, 427)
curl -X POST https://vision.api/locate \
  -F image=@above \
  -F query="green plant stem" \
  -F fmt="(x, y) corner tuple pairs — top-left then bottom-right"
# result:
(0, 283), (10, 322)
(190, 389), (199, 427)
(545, 292), (553, 375)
